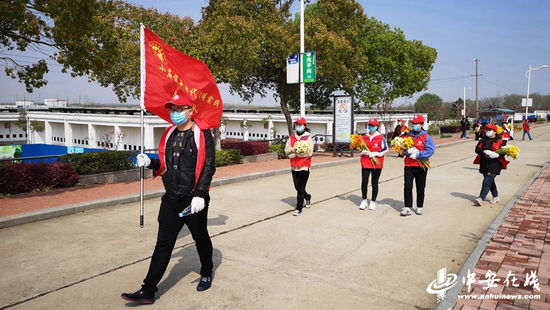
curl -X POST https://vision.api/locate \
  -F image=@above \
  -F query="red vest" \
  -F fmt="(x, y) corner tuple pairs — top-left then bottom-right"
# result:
(473, 139), (509, 169)
(404, 133), (429, 167)
(290, 134), (312, 168)
(360, 134), (385, 169)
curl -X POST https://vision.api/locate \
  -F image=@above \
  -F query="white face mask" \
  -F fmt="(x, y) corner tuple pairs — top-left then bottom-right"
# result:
(486, 130), (494, 138)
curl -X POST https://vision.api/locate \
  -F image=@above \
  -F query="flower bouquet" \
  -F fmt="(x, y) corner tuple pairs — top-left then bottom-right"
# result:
(496, 145), (520, 160)
(390, 136), (431, 170)
(294, 140), (312, 156)
(496, 125), (504, 136)
(350, 134), (379, 165)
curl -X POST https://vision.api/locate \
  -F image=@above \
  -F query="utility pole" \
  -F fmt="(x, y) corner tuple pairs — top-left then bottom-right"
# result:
(472, 59), (482, 119)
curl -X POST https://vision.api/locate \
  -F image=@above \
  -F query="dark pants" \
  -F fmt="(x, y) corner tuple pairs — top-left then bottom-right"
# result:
(361, 168), (382, 201)
(523, 131), (532, 140)
(479, 172), (498, 200)
(142, 193), (213, 294)
(461, 130), (468, 138)
(292, 170), (311, 211)
(404, 166), (428, 209)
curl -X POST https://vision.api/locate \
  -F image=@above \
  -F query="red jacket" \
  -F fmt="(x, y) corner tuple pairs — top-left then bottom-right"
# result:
(404, 133), (428, 167)
(289, 134), (312, 168)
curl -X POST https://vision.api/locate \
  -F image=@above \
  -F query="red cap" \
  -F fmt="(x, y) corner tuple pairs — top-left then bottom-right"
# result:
(368, 118), (379, 126)
(477, 120), (481, 123)
(398, 119), (403, 122)
(294, 117), (307, 125)
(485, 123), (497, 131)
(164, 94), (192, 109)
(411, 115), (425, 124)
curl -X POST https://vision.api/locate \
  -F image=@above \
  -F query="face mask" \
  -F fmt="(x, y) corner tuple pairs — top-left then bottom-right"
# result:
(170, 111), (187, 125)
(295, 125), (304, 133)
(368, 126), (377, 132)
(412, 125), (421, 132)
(485, 130), (494, 138)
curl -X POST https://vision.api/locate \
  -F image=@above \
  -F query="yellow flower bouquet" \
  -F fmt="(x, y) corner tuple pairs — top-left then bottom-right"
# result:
(496, 145), (520, 160)
(294, 140), (312, 155)
(391, 136), (431, 170)
(350, 134), (380, 165)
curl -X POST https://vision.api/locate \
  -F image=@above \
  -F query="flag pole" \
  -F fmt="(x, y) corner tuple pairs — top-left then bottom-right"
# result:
(139, 24), (146, 228)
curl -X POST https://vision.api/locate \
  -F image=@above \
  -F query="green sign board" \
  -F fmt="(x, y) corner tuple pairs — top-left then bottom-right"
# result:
(302, 51), (316, 83)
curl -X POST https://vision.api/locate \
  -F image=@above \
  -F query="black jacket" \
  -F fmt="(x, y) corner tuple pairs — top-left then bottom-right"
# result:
(475, 136), (506, 175)
(149, 128), (216, 198)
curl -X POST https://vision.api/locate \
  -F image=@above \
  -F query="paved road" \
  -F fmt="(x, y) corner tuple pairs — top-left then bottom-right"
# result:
(1, 125), (549, 310)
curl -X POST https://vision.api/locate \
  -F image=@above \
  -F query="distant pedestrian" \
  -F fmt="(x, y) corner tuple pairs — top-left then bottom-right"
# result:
(522, 119), (532, 140)
(474, 120), (483, 141)
(391, 119), (406, 158)
(473, 123), (509, 206)
(460, 117), (470, 139)
(285, 117), (314, 216)
(400, 115), (435, 216)
(359, 118), (388, 210)
(500, 120), (510, 141)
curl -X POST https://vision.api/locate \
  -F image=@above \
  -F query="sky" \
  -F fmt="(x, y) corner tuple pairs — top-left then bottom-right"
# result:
(1, 0), (549, 107)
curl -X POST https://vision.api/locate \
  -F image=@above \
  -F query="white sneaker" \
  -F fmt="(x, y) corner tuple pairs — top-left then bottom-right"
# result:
(368, 201), (377, 210)
(415, 208), (423, 215)
(490, 197), (500, 204)
(400, 207), (411, 216)
(474, 197), (483, 206)
(293, 209), (301, 216)
(359, 200), (368, 210)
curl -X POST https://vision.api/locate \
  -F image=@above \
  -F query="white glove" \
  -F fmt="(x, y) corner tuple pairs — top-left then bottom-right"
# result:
(410, 153), (418, 160)
(137, 154), (151, 167)
(190, 197), (205, 214)
(288, 152), (296, 159)
(408, 147), (419, 155)
(361, 150), (370, 156)
(485, 150), (499, 159)
(369, 152), (378, 158)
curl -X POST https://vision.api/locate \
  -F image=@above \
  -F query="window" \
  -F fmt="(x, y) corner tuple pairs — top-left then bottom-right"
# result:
(19, 134), (23, 138)
(0, 135), (3, 138)
(13, 134), (16, 138)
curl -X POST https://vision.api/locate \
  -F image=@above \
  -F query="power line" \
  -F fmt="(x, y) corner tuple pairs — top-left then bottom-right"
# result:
(479, 77), (522, 94)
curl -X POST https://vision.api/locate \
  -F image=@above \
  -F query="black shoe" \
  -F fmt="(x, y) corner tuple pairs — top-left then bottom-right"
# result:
(121, 289), (155, 304)
(197, 277), (212, 291)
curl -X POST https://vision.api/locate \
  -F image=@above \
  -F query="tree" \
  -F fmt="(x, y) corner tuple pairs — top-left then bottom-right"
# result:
(1, 0), (195, 102)
(414, 93), (442, 121)
(15, 109), (44, 141)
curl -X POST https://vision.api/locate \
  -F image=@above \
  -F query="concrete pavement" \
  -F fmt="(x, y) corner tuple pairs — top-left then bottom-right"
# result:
(1, 124), (549, 310)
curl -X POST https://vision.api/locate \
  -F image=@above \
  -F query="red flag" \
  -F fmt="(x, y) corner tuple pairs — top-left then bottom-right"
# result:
(141, 26), (223, 129)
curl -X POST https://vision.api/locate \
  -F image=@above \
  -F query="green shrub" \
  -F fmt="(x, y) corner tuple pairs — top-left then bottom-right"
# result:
(0, 162), (79, 195)
(57, 151), (136, 175)
(215, 149), (242, 167)
(268, 144), (287, 159)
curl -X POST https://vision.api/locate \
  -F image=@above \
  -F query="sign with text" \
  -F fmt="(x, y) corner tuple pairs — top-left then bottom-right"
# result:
(0, 145), (22, 159)
(521, 98), (533, 107)
(286, 53), (299, 84)
(302, 51), (316, 83)
(334, 96), (353, 143)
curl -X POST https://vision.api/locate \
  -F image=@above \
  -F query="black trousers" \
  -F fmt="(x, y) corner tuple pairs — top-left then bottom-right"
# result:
(292, 170), (311, 211)
(361, 168), (382, 201)
(142, 193), (213, 294)
(404, 166), (428, 209)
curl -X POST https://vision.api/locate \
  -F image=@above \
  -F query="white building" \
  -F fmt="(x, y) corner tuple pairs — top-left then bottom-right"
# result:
(0, 107), (420, 149)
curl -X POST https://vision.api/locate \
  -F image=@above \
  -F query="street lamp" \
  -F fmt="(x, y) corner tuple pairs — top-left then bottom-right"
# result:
(525, 63), (547, 120)
(463, 87), (471, 118)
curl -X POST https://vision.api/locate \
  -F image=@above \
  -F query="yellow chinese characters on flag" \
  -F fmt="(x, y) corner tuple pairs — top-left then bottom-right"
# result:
(141, 26), (223, 129)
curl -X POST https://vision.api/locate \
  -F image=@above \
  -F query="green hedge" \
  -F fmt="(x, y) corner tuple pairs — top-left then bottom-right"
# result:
(57, 151), (136, 175)
(268, 143), (288, 159)
(215, 149), (242, 167)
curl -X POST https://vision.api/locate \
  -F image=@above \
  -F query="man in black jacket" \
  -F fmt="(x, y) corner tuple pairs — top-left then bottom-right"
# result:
(122, 94), (216, 304)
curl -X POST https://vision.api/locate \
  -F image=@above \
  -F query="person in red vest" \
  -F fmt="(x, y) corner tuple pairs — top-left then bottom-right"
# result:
(473, 123), (509, 206)
(522, 119), (532, 140)
(122, 95), (215, 304)
(400, 115), (435, 216)
(285, 117), (314, 216)
(500, 120), (510, 141)
(359, 118), (388, 210)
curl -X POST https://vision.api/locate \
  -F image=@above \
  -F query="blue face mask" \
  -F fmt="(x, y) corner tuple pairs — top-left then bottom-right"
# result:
(368, 125), (377, 132)
(295, 125), (304, 133)
(170, 111), (187, 125)
(412, 125), (421, 132)
(485, 130), (494, 138)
